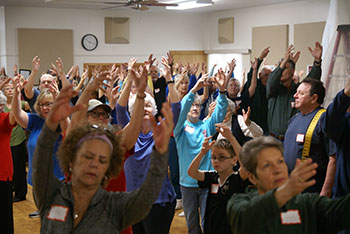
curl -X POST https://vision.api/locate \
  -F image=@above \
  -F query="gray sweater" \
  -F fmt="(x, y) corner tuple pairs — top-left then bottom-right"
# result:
(32, 124), (168, 233)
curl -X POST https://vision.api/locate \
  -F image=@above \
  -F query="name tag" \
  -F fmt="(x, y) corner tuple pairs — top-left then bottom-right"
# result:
(296, 134), (304, 143)
(47, 205), (69, 222)
(154, 88), (160, 93)
(280, 210), (301, 224)
(211, 184), (219, 194)
(184, 125), (195, 134)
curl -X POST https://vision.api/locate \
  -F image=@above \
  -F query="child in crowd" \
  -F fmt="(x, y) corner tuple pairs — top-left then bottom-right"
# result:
(188, 124), (248, 234)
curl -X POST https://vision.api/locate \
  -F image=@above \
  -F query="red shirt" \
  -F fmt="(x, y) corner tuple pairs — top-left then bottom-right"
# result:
(0, 112), (16, 181)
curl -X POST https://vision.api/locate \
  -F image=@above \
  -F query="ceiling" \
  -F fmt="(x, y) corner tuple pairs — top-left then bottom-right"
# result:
(0, 0), (308, 13)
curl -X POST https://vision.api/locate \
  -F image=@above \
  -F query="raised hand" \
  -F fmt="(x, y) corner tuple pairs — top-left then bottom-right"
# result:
(251, 57), (258, 70)
(167, 52), (173, 66)
(283, 158), (317, 196)
(46, 85), (84, 131)
(132, 65), (148, 96)
(13, 76), (27, 95)
(161, 56), (172, 81)
(259, 46), (270, 60)
(13, 64), (18, 76)
(55, 57), (65, 78)
(242, 106), (251, 126)
(308, 41), (323, 62)
(151, 102), (174, 154)
(192, 73), (208, 93)
(228, 59), (236, 73)
(49, 80), (59, 99)
(280, 45), (294, 68)
(201, 62), (207, 73)
(86, 70), (111, 95)
(32, 56), (40, 73)
(290, 51), (301, 64)
(215, 123), (234, 140)
(201, 136), (215, 154)
(145, 54), (156, 72)
(215, 68), (226, 91)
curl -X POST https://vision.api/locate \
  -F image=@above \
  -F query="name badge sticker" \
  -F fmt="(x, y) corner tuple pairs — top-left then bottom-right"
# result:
(154, 88), (160, 93)
(47, 205), (69, 222)
(296, 134), (304, 143)
(184, 125), (195, 134)
(211, 184), (219, 194)
(281, 210), (301, 225)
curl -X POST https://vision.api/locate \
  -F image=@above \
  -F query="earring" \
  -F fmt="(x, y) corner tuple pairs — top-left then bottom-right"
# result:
(104, 176), (108, 180)
(69, 167), (72, 173)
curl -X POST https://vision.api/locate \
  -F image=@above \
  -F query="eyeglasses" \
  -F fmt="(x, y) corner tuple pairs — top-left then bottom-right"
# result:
(209, 156), (233, 162)
(88, 111), (110, 119)
(39, 102), (53, 108)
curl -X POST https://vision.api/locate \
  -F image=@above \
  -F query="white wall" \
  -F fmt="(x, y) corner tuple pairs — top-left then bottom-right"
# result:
(206, 0), (330, 74)
(0, 6), (6, 69)
(3, 6), (208, 72)
(2, 0), (330, 76)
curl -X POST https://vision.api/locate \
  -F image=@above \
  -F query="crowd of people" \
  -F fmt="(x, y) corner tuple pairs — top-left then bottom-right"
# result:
(1, 41), (350, 234)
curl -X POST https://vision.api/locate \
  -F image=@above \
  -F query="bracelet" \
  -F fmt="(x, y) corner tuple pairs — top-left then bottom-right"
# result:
(137, 93), (146, 99)
(166, 80), (175, 84)
(219, 90), (226, 94)
(314, 59), (322, 66)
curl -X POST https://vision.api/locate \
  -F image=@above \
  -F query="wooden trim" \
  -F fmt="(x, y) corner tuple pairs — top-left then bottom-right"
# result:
(169, 50), (206, 55)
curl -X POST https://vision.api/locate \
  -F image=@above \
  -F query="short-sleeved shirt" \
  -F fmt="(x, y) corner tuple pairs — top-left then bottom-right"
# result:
(4, 103), (27, 146)
(284, 107), (337, 193)
(0, 112), (16, 181)
(198, 171), (248, 234)
(26, 113), (64, 185)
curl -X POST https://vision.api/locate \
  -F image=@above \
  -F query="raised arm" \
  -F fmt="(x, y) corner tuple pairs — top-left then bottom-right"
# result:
(33, 85), (83, 213)
(266, 45), (293, 98)
(322, 78), (350, 143)
(66, 71), (111, 134)
(248, 58), (258, 98)
(188, 136), (214, 182)
(24, 56), (40, 99)
(119, 103), (173, 229)
(12, 77), (29, 128)
(119, 62), (148, 150)
(306, 41), (323, 80)
(161, 56), (179, 103)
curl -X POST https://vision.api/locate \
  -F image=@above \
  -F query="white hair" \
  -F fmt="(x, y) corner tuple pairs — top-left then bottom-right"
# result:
(0, 91), (7, 105)
(128, 92), (157, 116)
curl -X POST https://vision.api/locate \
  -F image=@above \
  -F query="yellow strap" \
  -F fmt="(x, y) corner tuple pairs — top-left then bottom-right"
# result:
(301, 109), (326, 161)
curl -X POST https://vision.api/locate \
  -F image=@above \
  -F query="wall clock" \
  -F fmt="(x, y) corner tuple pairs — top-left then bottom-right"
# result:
(82, 34), (98, 51)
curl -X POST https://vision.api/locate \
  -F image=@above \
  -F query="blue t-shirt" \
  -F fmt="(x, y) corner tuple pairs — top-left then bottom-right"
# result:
(26, 113), (64, 185)
(284, 107), (336, 193)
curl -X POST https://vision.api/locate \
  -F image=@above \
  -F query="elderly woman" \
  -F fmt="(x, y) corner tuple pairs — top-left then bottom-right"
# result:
(12, 78), (65, 218)
(32, 85), (174, 233)
(227, 136), (350, 234)
(116, 58), (180, 234)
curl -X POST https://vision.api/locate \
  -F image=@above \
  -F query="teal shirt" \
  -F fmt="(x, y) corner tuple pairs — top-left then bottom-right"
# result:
(227, 189), (350, 234)
(174, 91), (227, 187)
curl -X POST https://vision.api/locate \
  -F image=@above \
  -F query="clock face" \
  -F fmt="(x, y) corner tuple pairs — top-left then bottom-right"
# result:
(82, 34), (98, 51)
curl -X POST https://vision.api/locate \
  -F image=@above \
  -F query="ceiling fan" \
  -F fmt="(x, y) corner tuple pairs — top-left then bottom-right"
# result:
(47, 0), (179, 11)
(103, 0), (179, 11)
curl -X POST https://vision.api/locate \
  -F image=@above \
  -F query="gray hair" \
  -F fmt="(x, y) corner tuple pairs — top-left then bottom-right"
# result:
(0, 91), (7, 105)
(128, 92), (157, 116)
(239, 136), (283, 176)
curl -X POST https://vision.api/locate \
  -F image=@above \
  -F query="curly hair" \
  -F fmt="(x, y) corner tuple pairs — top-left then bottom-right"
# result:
(58, 124), (124, 187)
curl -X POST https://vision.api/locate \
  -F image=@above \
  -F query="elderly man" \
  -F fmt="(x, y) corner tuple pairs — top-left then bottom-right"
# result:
(174, 70), (227, 234)
(284, 78), (336, 196)
(322, 78), (350, 234)
(227, 136), (350, 234)
(23, 56), (69, 112)
(267, 42), (322, 141)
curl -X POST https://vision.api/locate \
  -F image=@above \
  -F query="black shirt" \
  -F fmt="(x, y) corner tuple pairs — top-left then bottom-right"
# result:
(198, 171), (248, 234)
